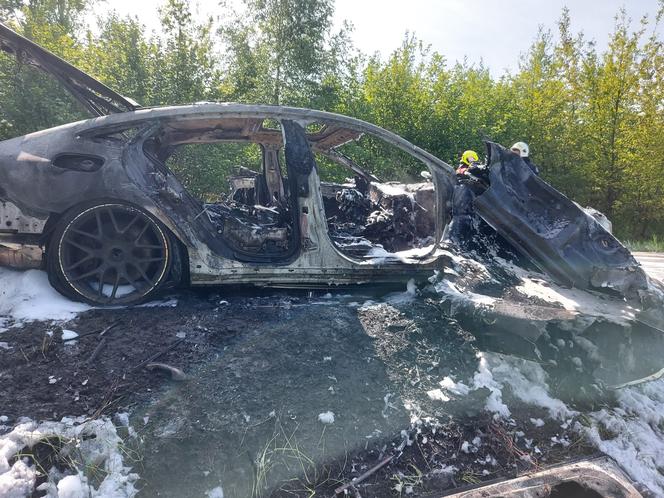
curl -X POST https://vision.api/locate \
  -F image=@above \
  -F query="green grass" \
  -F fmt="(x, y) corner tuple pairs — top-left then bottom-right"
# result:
(624, 235), (664, 253)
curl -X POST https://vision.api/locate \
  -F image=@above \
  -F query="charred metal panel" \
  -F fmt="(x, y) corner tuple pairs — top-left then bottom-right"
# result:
(0, 201), (47, 233)
(0, 124), (149, 220)
(262, 144), (285, 203)
(282, 119), (316, 177)
(474, 142), (648, 297)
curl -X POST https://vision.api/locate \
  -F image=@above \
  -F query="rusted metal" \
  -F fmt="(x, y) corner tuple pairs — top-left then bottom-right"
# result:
(0, 243), (42, 269)
(444, 457), (642, 497)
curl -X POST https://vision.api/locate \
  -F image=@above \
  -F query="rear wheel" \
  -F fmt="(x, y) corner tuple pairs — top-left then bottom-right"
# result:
(48, 203), (173, 305)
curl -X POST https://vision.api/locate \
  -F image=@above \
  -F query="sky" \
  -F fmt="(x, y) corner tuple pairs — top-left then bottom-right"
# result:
(93, 0), (662, 75)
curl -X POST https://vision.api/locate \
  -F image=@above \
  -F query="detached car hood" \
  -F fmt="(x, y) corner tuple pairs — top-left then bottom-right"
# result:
(474, 142), (648, 297)
(0, 21), (139, 116)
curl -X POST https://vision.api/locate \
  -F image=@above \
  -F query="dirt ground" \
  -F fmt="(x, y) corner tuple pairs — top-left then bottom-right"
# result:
(0, 286), (600, 497)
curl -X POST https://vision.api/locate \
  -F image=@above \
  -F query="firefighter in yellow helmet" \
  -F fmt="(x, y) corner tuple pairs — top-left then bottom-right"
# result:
(444, 148), (491, 249)
(455, 149), (489, 187)
(456, 150), (480, 175)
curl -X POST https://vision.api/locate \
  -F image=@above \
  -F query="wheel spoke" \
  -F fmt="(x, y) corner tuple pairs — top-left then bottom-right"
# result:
(63, 255), (95, 272)
(128, 262), (155, 286)
(135, 256), (165, 263)
(96, 268), (107, 297)
(64, 238), (96, 255)
(110, 272), (121, 300)
(134, 222), (150, 243)
(69, 265), (103, 282)
(135, 244), (165, 250)
(70, 228), (102, 241)
(94, 210), (104, 238)
(125, 263), (149, 290)
(120, 213), (141, 234)
(107, 207), (121, 235)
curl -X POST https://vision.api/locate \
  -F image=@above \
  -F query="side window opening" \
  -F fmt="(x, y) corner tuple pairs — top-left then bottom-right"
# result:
(314, 132), (436, 259)
(163, 140), (295, 259)
(165, 142), (262, 203)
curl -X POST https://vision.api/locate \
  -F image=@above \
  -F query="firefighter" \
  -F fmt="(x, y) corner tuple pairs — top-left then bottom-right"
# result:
(510, 141), (540, 175)
(456, 150), (479, 175)
(444, 149), (489, 249)
(456, 150), (489, 188)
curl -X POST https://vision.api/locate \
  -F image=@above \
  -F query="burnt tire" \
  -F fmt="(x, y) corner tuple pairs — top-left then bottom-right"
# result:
(47, 202), (175, 306)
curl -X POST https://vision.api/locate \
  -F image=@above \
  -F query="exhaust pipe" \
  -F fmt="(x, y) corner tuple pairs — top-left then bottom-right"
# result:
(0, 243), (43, 269)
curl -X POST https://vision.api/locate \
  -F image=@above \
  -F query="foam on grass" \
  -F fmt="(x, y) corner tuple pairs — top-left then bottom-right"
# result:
(0, 268), (90, 324)
(0, 416), (138, 497)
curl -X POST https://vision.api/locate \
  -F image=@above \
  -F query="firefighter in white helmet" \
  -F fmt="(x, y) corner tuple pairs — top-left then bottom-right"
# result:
(510, 141), (539, 175)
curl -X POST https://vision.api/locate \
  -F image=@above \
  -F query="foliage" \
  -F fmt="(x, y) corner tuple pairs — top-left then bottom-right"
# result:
(218, 0), (351, 105)
(0, 0), (662, 239)
(625, 235), (664, 253)
(167, 142), (263, 200)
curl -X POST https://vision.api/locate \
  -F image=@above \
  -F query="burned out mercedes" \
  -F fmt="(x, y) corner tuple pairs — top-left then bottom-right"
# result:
(0, 22), (649, 307)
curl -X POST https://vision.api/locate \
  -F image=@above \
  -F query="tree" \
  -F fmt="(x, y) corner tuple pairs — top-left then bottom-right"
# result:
(0, 0), (92, 138)
(219, 0), (350, 105)
(85, 14), (157, 106)
(155, 0), (220, 104)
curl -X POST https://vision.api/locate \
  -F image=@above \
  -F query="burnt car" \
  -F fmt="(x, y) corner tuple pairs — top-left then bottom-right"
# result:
(0, 23), (461, 306)
(0, 22), (648, 306)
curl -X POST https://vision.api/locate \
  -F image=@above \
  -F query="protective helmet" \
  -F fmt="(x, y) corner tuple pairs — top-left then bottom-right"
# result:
(511, 142), (529, 157)
(461, 150), (479, 166)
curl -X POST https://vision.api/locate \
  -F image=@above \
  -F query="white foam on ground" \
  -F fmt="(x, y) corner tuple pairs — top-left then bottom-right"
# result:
(0, 416), (138, 497)
(439, 376), (470, 396)
(427, 389), (450, 402)
(317, 411), (335, 424)
(206, 486), (225, 498)
(469, 353), (510, 417)
(483, 353), (574, 420)
(459, 352), (664, 495)
(583, 377), (664, 495)
(0, 269), (90, 324)
(0, 269), (178, 325)
(61, 329), (78, 341)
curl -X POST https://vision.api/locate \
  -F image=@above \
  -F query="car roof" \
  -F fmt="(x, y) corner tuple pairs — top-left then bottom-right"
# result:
(78, 103), (455, 174)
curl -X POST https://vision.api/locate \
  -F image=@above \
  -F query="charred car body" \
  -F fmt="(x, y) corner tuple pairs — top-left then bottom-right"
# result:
(0, 22), (650, 307)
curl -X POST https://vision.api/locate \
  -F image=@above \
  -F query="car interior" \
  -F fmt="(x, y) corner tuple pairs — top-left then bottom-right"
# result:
(150, 116), (436, 262)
